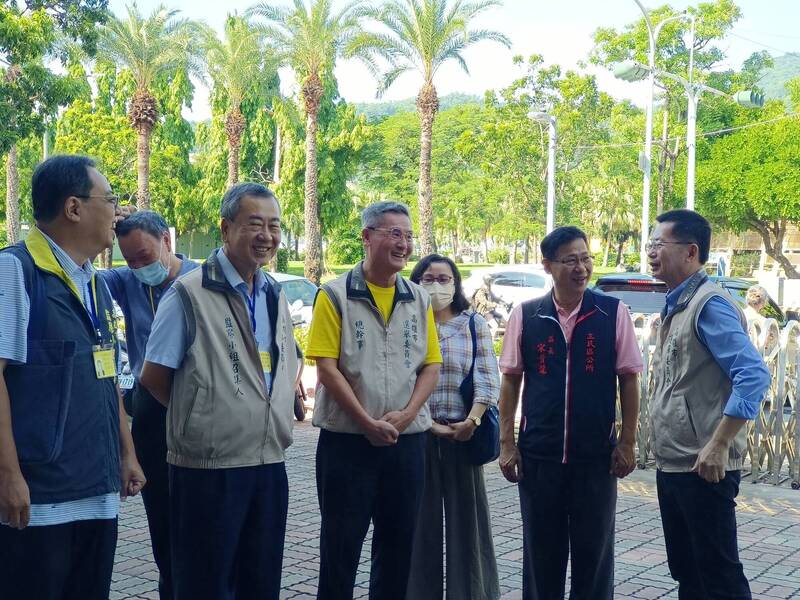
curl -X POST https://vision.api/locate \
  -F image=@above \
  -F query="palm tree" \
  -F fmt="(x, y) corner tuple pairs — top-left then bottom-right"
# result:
(98, 5), (203, 209)
(368, 0), (510, 255)
(205, 16), (270, 188)
(246, 0), (374, 285)
(5, 144), (19, 244)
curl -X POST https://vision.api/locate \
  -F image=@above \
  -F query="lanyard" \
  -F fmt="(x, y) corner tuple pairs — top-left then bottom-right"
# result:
(148, 287), (157, 317)
(246, 285), (258, 334)
(85, 277), (104, 343)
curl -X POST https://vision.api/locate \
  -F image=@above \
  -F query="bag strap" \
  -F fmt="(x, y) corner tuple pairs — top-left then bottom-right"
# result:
(467, 312), (478, 380)
(458, 312), (478, 411)
(1, 244), (46, 340)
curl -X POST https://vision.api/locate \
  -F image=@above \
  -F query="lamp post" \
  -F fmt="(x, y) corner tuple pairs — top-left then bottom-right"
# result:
(614, 60), (764, 210)
(631, 1), (695, 272)
(529, 111), (557, 234)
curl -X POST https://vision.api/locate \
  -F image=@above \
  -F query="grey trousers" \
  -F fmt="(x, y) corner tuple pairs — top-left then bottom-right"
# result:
(406, 431), (500, 600)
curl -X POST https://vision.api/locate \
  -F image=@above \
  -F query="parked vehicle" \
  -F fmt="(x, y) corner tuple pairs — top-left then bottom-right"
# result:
(594, 272), (788, 325)
(271, 272), (318, 327)
(462, 265), (552, 308)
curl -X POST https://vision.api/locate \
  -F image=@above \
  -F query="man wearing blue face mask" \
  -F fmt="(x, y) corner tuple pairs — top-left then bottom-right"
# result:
(97, 209), (198, 600)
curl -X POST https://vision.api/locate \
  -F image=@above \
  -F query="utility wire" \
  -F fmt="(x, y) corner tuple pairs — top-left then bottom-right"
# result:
(575, 113), (798, 151)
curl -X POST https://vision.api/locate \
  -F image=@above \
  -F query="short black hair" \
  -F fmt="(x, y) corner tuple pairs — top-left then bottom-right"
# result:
(31, 155), (96, 223)
(116, 210), (169, 239)
(540, 226), (588, 261)
(409, 253), (471, 313)
(655, 209), (711, 264)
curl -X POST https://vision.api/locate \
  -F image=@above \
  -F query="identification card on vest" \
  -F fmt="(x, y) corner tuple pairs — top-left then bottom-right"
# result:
(259, 350), (272, 374)
(92, 345), (117, 379)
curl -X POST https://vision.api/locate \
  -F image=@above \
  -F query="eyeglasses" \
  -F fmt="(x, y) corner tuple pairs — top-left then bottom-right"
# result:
(76, 194), (120, 208)
(645, 240), (691, 252)
(367, 227), (415, 242)
(552, 255), (593, 268)
(420, 275), (454, 285)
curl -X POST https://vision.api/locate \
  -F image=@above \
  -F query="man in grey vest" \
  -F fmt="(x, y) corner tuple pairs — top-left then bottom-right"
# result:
(98, 209), (199, 600)
(140, 183), (301, 600)
(306, 201), (442, 600)
(648, 209), (770, 599)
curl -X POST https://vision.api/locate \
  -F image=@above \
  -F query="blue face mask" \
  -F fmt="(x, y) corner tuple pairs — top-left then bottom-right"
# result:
(132, 242), (169, 287)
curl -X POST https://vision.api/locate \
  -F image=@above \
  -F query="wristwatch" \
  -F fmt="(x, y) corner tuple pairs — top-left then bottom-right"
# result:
(468, 415), (481, 427)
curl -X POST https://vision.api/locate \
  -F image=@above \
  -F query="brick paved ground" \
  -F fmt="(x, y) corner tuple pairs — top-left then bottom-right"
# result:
(112, 419), (800, 599)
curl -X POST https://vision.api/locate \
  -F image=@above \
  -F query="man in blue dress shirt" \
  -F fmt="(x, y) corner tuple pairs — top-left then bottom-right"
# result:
(648, 209), (770, 600)
(98, 209), (199, 600)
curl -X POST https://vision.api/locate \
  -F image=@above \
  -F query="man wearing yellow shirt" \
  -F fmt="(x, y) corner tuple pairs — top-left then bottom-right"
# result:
(307, 201), (442, 600)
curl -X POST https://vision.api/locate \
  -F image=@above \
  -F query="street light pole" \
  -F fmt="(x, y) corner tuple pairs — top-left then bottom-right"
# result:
(529, 111), (557, 234)
(632, 1), (694, 272)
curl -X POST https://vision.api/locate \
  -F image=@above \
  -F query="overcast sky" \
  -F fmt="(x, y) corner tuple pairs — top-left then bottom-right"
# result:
(108, 0), (800, 121)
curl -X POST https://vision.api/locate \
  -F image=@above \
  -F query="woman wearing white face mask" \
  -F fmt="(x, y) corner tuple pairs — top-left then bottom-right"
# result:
(407, 254), (500, 600)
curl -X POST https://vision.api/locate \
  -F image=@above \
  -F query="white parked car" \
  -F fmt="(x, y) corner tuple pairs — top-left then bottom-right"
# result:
(270, 272), (319, 327)
(462, 265), (552, 308)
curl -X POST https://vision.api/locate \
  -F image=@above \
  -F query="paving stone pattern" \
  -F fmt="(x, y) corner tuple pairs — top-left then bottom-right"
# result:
(112, 420), (800, 599)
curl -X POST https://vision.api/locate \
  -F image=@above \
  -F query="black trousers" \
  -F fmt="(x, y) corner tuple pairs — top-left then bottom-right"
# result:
(169, 463), (288, 600)
(131, 384), (172, 600)
(0, 518), (117, 600)
(657, 470), (752, 599)
(518, 458), (617, 600)
(316, 429), (426, 600)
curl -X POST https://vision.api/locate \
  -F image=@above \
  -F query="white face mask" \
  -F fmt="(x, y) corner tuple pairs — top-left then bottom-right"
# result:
(425, 282), (455, 311)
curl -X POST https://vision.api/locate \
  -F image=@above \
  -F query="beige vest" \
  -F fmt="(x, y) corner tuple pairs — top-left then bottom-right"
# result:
(650, 274), (748, 472)
(312, 264), (433, 434)
(166, 258), (299, 469)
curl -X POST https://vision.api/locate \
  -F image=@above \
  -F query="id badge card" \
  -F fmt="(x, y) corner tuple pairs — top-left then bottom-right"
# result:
(259, 350), (272, 374)
(93, 344), (117, 379)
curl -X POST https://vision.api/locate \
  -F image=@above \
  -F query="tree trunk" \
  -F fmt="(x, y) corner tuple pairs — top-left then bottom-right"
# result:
(615, 240), (625, 267)
(603, 228), (612, 267)
(227, 138), (240, 189)
(302, 75), (324, 285)
(416, 83), (439, 256)
(483, 232), (489, 263)
(273, 124), (281, 183)
(136, 127), (152, 209)
(294, 235), (299, 261)
(656, 110), (668, 215)
(6, 144), (20, 244)
(524, 236), (530, 263)
(751, 219), (800, 279)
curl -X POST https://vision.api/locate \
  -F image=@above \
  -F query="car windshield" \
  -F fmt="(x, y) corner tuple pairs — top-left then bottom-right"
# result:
(281, 279), (317, 306)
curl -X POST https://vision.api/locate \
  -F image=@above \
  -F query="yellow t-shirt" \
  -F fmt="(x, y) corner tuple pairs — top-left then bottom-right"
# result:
(307, 281), (442, 364)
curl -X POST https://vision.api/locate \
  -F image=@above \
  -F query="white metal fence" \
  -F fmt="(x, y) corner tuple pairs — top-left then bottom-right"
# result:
(630, 314), (800, 489)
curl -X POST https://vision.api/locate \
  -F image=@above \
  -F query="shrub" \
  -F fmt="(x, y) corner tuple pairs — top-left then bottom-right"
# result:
(276, 248), (289, 273)
(293, 325), (316, 366)
(487, 248), (509, 264)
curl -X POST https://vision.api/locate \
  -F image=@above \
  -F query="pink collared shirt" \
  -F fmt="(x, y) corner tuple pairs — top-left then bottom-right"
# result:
(499, 293), (643, 376)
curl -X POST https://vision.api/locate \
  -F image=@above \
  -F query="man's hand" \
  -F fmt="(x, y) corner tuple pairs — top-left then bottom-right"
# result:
(381, 409), (415, 435)
(450, 419), (477, 442)
(120, 455), (146, 500)
(499, 443), (523, 483)
(611, 440), (636, 478)
(365, 419), (399, 447)
(0, 470), (30, 529)
(430, 422), (455, 439)
(692, 439), (728, 483)
(114, 203), (136, 226)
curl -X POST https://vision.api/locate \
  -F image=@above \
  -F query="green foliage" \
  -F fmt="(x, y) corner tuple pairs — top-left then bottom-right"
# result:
(276, 247), (289, 273)
(293, 324), (315, 366)
(0, 1), (106, 153)
(353, 93), (482, 121)
(487, 248), (509, 264)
